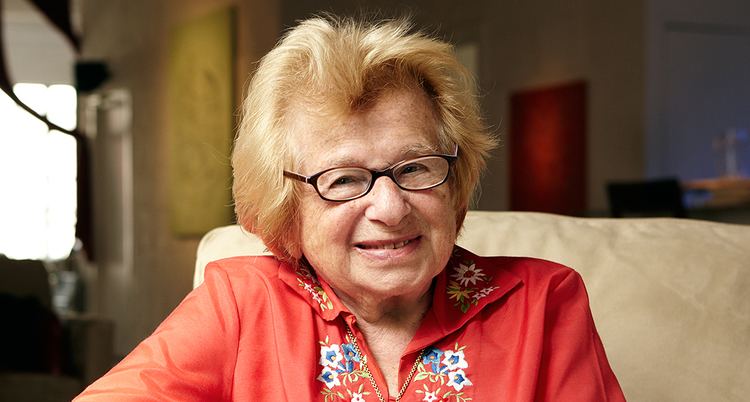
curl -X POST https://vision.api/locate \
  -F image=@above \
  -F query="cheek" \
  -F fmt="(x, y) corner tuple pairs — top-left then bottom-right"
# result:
(425, 188), (457, 221)
(415, 190), (459, 243)
(297, 198), (325, 250)
(298, 199), (357, 254)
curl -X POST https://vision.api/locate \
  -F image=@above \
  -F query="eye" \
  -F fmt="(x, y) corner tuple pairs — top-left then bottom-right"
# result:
(331, 176), (358, 186)
(319, 169), (370, 190)
(399, 162), (428, 175)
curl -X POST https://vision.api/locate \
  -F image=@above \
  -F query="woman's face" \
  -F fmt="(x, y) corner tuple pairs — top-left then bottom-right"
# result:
(290, 88), (459, 303)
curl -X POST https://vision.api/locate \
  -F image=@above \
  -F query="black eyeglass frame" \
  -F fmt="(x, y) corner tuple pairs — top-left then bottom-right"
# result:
(283, 144), (459, 202)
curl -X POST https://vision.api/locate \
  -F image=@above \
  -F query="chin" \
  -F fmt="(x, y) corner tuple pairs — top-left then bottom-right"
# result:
(355, 268), (435, 297)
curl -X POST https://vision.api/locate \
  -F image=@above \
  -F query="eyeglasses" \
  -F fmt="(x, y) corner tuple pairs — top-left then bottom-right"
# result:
(283, 145), (458, 202)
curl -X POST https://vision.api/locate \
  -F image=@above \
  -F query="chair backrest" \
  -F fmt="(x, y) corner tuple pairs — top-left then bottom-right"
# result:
(194, 211), (750, 402)
(606, 177), (686, 218)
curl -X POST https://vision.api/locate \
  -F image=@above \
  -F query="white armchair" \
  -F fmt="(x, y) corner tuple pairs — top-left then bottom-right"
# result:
(194, 211), (750, 402)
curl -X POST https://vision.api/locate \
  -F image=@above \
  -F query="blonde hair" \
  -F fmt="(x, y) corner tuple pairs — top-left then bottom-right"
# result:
(232, 15), (496, 262)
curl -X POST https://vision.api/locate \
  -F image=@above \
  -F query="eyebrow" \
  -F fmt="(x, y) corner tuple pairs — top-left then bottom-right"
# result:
(403, 143), (440, 155)
(322, 143), (441, 170)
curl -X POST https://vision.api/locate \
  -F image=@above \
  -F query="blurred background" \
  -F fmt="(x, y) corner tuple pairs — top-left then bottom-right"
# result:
(0, 0), (748, 400)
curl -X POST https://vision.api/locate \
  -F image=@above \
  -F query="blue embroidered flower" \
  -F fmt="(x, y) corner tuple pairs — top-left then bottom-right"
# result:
(446, 369), (473, 391)
(414, 344), (473, 400)
(441, 349), (468, 371)
(320, 344), (343, 368)
(341, 343), (360, 372)
(317, 366), (341, 389)
(422, 346), (444, 373)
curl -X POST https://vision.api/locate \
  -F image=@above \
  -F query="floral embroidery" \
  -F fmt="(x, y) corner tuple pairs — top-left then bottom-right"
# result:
(414, 343), (473, 401)
(317, 337), (473, 401)
(318, 366), (342, 389)
(447, 258), (498, 313)
(296, 266), (334, 311)
(320, 344), (344, 368)
(420, 389), (440, 402)
(452, 263), (486, 286)
(446, 369), (473, 391)
(317, 336), (372, 401)
(341, 342), (360, 372)
(423, 346), (445, 373)
(347, 390), (366, 402)
(441, 350), (468, 371)
(472, 286), (500, 303)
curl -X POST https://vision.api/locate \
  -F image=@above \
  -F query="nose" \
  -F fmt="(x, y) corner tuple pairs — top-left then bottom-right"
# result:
(363, 176), (411, 226)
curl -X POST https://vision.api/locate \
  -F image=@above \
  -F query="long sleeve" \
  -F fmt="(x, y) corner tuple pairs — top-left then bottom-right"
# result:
(74, 265), (241, 402)
(534, 270), (625, 401)
(74, 252), (627, 401)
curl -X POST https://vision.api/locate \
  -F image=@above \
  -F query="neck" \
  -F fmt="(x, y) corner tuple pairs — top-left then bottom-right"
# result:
(339, 285), (433, 397)
(338, 282), (433, 330)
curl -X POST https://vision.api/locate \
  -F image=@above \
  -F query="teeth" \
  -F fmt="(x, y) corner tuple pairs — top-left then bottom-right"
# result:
(361, 240), (410, 250)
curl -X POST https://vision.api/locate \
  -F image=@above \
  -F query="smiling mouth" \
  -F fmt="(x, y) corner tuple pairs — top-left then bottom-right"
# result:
(355, 237), (418, 250)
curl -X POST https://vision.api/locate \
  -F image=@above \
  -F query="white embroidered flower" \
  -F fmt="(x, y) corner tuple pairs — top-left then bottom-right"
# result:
(447, 369), (473, 391)
(441, 349), (468, 371)
(451, 263), (486, 287)
(472, 286), (500, 302)
(317, 366), (341, 389)
(319, 344), (343, 368)
(422, 391), (439, 401)
(350, 392), (366, 402)
(302, 282), (324, 303)
(311, 291), (323, 303)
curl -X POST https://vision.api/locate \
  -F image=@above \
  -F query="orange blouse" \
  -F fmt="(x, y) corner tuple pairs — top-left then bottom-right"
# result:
(75, 246), (625, 401)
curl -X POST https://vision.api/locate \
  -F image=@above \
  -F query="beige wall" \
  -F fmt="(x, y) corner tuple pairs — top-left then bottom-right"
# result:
(645, 0), (750, 179)
(476, 0), (645, 211)
(281, 0), (645, 211)
(80, 0), (645, 355)
(81, 0), (281, 355)
(11, 0), (742, 365)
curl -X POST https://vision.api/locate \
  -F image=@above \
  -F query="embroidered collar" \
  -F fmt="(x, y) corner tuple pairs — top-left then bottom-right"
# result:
(278, 261), (345, 321)
(278, 246), (523, 333)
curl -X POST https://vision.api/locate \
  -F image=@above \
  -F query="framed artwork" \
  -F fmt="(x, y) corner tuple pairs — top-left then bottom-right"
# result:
(510, 81), (587, 215)
(167, 7), (235, 236)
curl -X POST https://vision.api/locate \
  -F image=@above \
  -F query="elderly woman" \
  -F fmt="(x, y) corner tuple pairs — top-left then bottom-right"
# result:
(76, 16), (624, 401)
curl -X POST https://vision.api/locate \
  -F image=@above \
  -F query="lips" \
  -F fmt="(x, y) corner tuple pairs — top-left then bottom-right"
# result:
(354, 236), (420, 250)
(357, 239), (411, 250)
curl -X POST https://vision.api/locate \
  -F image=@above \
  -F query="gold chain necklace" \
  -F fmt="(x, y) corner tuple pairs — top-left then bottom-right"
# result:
(344, 324), (425, 402)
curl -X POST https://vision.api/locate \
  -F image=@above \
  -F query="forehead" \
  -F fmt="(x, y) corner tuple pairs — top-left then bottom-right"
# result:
(287, 88), (441, 171)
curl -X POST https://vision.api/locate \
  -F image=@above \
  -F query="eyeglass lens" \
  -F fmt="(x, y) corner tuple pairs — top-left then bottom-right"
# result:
(315, 156), (450, 200)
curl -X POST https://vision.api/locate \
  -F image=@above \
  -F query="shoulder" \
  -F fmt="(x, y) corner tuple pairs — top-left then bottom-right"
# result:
(452, 248), (594, 330)
(205, 255), (284, 281)
(455, 247), (583, 296)
(199, 256), (290, 306)
(458, 246), (577, 278)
